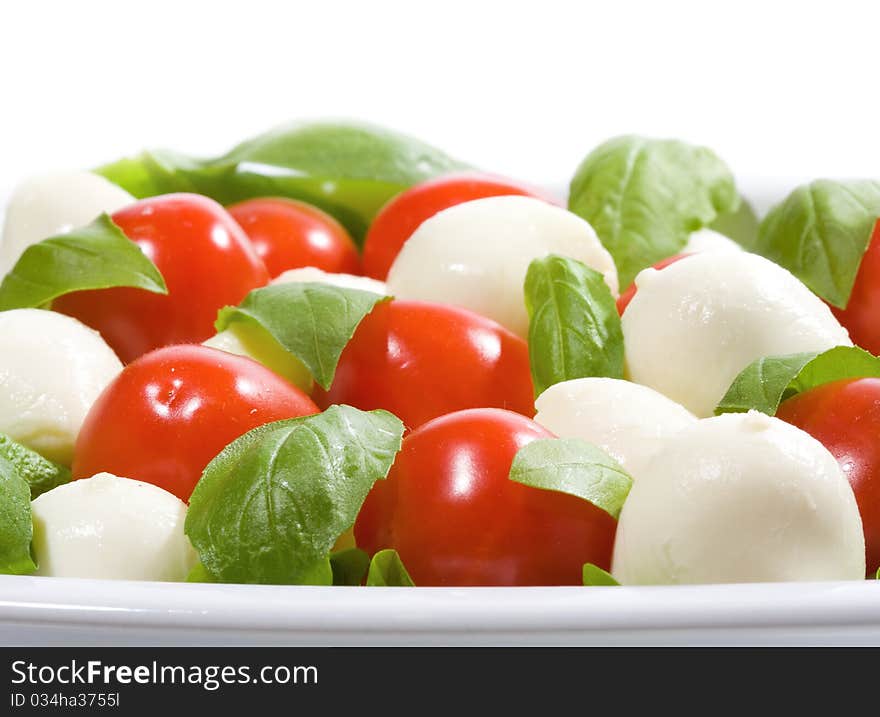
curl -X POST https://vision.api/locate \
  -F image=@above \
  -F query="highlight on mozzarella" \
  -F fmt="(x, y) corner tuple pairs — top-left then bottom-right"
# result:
(683, 228), (742, 254)
(30, 473), (196, 581)
(0, 309), (122, 465)
(622, 251), (852, 417)
(611, 412), (865, 585)
(272, 266), (389, 294)
(385, 196), (618, 337)
(0, 171), (133, 275)
(534, 378), (696, 481)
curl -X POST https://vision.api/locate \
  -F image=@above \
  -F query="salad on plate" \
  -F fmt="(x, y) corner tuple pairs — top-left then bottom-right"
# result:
(0, 121), (878, 588)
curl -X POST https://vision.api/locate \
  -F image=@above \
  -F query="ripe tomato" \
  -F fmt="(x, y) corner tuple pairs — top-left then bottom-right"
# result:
(72, 344), (318, 502)
(616, 253), (690, 314)
(830, 220), (880, 354)
(228, 197), (361, 278)
(313, 300), (535, 431)
(354, 408), (617, 585)
(55, 193), (269, 363)
(362, 172), (551, 280)
(776, 377), (880, 576)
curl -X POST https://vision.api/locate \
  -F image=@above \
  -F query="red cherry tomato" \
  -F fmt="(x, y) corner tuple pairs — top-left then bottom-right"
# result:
(313, 300), (535, 431)
(776, 377), (880, 576)
(354, 408), (617, 585)
(830, 220), (880, 354)
(616, 253), (690, 314)
(73, 345), (318, 503)
(55, 193), (269, 363)
(228, 197), (361, 278)
(362, 172), (551, 280)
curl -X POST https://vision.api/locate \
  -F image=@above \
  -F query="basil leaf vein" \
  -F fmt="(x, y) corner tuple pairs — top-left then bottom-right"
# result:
(0, 434), (70, 500)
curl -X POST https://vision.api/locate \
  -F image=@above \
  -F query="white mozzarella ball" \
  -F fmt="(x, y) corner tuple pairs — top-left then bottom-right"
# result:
(683, 228), (742, 254)
(386, 196), (618, 337)
(272, 266), (389, 295)
(31, 473), (196, 581)
(0, 309), (122, 464)
(0, 171), (133, 274)
(612, 412), (865, 584)
(534, 378), (696, 480)
(622, 251), (851, 417)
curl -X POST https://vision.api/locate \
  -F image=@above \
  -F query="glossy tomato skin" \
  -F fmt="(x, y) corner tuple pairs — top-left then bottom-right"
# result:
(313, 300), (535, 431)
(72, 345), (318, 503)
(776, 377), (880, 576)
(228, 197), (361, 278)
(362, 172), (551, 280)
(830, 221), (880, 354)
(354, 408), (617, 585)
(55, 194), (269, 363)
(616, 253), (690, 314)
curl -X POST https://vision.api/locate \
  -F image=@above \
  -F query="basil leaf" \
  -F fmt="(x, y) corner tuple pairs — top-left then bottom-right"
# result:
(97, 121), (469, 242)
(568, 135), (740, 287)
(186, 561), (216, 583)
(0, 434), (70, 500)
(753, 180), (880, 308)
(0, 457), (37, 575)
(709, 198), (760, 250)
(185, 406), (404, 585)
(582, 563), (619, 586)
(509, 437), (632, 519)
(524, 254), (624, 397)
(366, 549), (415, 587)
(0, 213), (167, 311)
(716, 346), (880, 416)
(330, 547), (371, 586)
(215, 283), (389, 390)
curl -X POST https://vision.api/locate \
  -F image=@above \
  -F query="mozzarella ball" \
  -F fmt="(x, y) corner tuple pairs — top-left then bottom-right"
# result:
(683, 228), (742, 254)
(623, 251), (851, 417)
(272, 266), (389, 295)
(612, 412), (865, 584)
(386, 196), (618, 337)
(204, 267), (387, 391)
(0, 171), (133, 274)
(534, 378), (696, 480)
(31, 473), (196, 581)
(0, 309), (122, 464)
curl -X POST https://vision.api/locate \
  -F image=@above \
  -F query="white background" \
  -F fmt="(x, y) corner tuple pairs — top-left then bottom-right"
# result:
(1, 0), (878, 197)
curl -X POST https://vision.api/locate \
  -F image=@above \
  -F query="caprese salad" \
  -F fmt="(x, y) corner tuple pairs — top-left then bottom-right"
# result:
(0, 121), (878, 588)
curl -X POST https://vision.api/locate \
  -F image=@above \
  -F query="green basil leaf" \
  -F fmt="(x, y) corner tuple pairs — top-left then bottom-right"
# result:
(185, 406), (404, 585)
(716, 346), (880, 416)
(0, 434), (70, 500)
(568, 135), (740, 287)
(509, 437), (632, 519)
(0, 213), (167, 311)
(753, 180), (880, 308)
(709, 197), (760, 250)
(330, 547), (371, 586)
(366, 549), (415, 587)
(875, 566), (879, 580)
(186, 561), (216, 583)
(524, 254), (624, 397)
(582, 563), (620, 586)
(96, 121), (469, 242)
(215, 283), (389, 390)
(0, 456), (37, 575)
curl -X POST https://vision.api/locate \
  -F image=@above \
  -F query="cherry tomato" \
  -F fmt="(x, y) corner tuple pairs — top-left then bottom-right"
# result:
(362, 172), (551, 280)
(55, 193), (269, 363)
(313, 300), (535, 431)
(616, 253), (690, 314)
(354, 408), (617, 585)
(72, 344), (318, 502)
(830, 220), (880, 354)
(228, 197), (361, 278)
(776, 377), (880, 576)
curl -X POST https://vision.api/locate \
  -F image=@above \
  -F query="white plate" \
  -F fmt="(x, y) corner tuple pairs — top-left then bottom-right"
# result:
(1, 179), (877, 647)
(2, 576), (879, 646)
